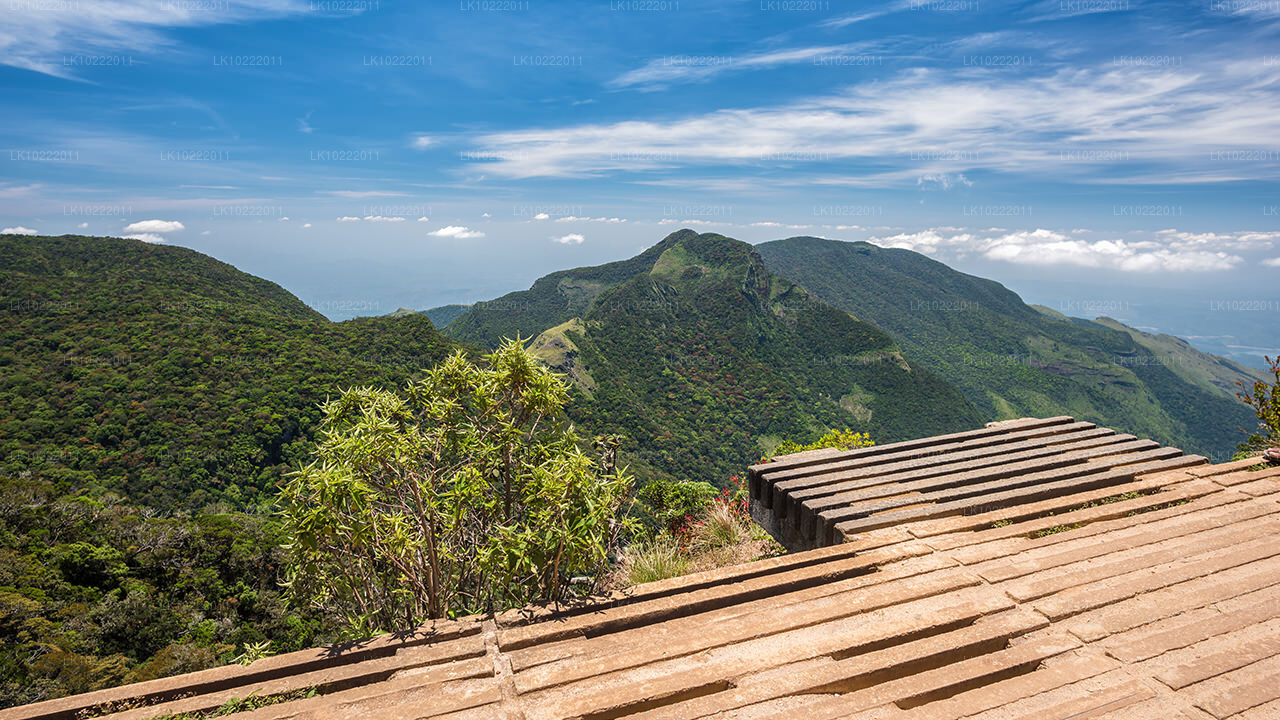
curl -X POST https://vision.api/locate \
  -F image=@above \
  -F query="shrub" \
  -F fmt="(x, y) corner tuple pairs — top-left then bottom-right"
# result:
(1237, 355), (1280, 452)
(772, 429), (873, 457)
(278, 340), (636, 635)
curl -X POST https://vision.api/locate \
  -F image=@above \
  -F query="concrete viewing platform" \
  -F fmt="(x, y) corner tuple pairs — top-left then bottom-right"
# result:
(4, 422), (1279, 720)
(748, 416), (1210, 550)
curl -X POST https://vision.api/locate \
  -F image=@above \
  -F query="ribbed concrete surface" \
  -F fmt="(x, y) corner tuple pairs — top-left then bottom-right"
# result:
(747, 416), (1209, 550)
(4, 440), (1278, 720)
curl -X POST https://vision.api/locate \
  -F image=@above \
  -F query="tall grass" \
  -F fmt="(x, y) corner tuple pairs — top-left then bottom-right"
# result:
(621, 539), (690, 585)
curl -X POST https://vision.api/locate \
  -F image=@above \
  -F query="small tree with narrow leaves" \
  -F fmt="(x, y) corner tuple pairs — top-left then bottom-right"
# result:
(1237, 355), (1280, 453)
(279, 340), (635, 636)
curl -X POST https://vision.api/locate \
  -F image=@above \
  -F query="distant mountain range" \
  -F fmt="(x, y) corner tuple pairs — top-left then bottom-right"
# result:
(433, 232), (1262, 466)
(752, 237), (1262, 459)
(1, 231), (1261, 514)
(437, 229), (981, 484)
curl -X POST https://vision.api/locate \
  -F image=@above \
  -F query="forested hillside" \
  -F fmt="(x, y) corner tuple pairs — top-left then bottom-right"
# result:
(0, 234), (461, 707)
(755, 236), (1258, 459)
(1, 235), (459, 509)
(445, 230), (983, 483)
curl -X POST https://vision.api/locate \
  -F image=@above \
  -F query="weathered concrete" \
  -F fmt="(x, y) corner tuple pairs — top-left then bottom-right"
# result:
(4, 421), (1277, 720)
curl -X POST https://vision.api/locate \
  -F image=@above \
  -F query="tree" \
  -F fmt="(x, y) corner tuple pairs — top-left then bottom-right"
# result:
(1237, 355), (1280, 452)
(279, 340), (635, 636)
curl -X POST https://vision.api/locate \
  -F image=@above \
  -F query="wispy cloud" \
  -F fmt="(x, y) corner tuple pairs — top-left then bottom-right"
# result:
(468, 60), (1280, 184)
(821, 0), (917, 28)
(319, 190), (409, 198)
(1, 1), (313, 78)
(609, 42), (882, 90)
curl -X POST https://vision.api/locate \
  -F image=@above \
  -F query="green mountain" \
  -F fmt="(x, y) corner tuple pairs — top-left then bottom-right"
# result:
(1089, 316), (1269, 397)
(0, 234), (461, 510)
(443, 230), (983, 483)
(423, 303), (472, 328)
(754, 236), (1257, 459)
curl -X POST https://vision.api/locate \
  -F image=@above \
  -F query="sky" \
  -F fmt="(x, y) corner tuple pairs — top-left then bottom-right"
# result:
(1, 0), (1278, 364)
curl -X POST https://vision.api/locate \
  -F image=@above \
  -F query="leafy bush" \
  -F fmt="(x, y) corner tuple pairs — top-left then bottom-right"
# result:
(772, 429), (874, 457)
(1237, 355), (1280, 452)
(635, 476), (718, 535)
(279, 341), (636, 635)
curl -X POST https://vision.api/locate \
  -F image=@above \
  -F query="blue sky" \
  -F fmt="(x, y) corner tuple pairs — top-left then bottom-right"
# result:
(2, 0), (1278, 361)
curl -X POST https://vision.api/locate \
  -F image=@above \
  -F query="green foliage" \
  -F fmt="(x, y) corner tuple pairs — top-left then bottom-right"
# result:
(620, 538), (689, 586)
(621, 475), (776, 587)
(1237, 356), (1280, 452)
(772, 429), (873, 456)
(0, 235), (460, 511)
(636, 476), (718, 534)
(279, 341), (636, 634)
(0, 235), (460, 707)
(232, 640), (273, 666)
(142, 687), (318, 720)
(0, 478), (325, 709)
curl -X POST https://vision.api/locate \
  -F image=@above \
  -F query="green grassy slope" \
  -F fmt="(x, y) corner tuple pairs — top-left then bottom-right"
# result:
(756, 236), (1257, 458)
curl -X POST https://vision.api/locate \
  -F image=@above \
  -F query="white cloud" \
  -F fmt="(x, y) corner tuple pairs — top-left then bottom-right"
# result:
(749, 221), (812, 229)
(77, 222), (88, 229)
(552, 233), (585, 245)
(410, 134), (433, 149)
(279, 216), (290, 221)
(1, 1), (314, 78)
(0, 183), (42, 198)
(1263, 257), (1280, 268)
(610, 42), (882, 90)
(2, 226), (38, 235)
(417, 216), (430, 222)
(363, 215), (405, 222)
(429, 225), (485, 239)
(124, 233), (166, 244)
(123, 219), (184, 233)
(466, 61), (1280, 185)
(320, 190), (408, 198)
(554, 215), (627, 223)
(869, 227), (1249, 272)
(302, 223), (312, 228)
(533, 213), (550, 220)
(917, 173), (973, 190)
(482, 212), (491, 218)
(337, 216), (361, 222)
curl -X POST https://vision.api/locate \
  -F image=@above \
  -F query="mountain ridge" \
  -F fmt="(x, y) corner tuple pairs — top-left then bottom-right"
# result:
(755, 235), (1257, 459)
(441, 230), (983, 484)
